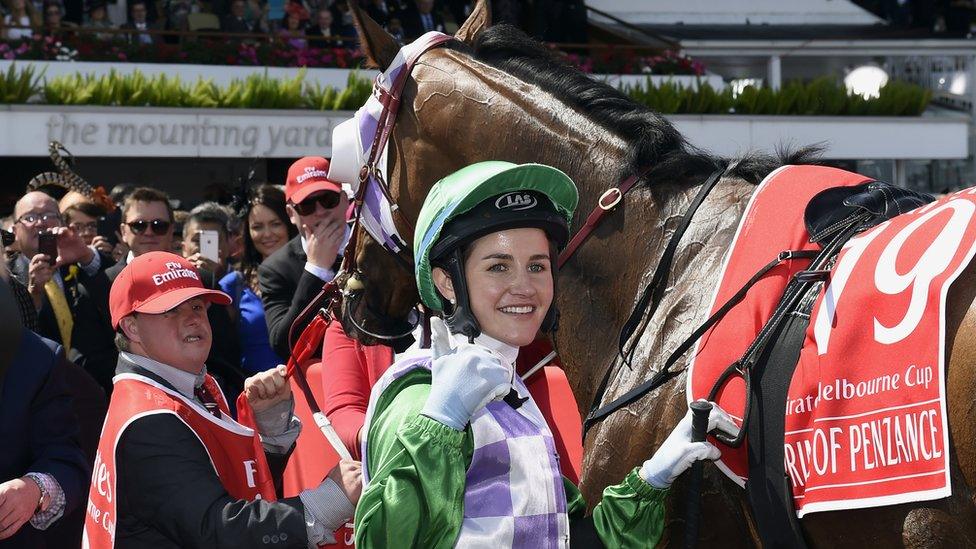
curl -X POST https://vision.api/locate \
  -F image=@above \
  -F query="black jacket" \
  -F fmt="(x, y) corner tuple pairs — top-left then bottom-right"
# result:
(0, 332), (89, 549)
(112, 355), (307, 548)
(8, 252), (119, 395)
(401, 8), (444, 39)
(258, 236), (338, 360)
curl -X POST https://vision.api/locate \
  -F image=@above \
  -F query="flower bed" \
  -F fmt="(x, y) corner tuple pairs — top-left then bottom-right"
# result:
(0, 33), (707, 75)
(562, 48), (705, 76)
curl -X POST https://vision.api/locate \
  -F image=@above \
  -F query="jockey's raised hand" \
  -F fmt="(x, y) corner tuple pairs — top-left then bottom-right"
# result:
(421, 316), (515, 431)
(639, 401), (739, 489)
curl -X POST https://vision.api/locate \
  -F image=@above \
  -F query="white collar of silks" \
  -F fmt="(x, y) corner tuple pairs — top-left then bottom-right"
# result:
(454, 332), (521, 366)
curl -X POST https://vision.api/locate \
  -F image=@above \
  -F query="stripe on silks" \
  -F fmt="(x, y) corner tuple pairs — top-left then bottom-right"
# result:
(351, 31), (452, 255)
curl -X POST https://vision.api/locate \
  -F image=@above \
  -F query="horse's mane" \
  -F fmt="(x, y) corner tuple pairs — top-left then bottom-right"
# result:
(468, 25), (820, 186)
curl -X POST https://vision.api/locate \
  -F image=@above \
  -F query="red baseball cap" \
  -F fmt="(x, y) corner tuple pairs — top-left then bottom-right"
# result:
(110, 251), (232, 329)
(286, 156), (343, 204)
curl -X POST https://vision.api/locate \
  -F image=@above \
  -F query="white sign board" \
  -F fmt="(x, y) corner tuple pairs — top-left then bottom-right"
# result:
(0, 106), (354, 158)
(0, 105), (968, 160)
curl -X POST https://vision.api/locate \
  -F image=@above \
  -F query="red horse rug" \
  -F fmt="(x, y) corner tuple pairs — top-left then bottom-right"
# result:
(688, 165), (976, 516)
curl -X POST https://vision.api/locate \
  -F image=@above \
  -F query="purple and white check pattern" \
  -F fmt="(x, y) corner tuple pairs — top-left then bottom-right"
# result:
(350, 31), (452, 255)
(361, 352), (569, 548)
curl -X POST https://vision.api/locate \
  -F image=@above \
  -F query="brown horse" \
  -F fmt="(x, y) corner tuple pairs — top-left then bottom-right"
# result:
(338, 1), (976, 545)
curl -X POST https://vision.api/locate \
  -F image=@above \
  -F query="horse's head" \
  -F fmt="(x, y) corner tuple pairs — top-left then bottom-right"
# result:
(335, 0), (492, 348)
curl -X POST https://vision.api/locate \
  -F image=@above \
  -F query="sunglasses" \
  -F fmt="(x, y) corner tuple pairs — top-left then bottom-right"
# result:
(292, 192), (341, 216)
(126, 219), (171, 235)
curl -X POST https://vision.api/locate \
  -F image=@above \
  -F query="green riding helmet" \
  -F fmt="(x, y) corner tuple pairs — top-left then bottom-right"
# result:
(413, 161), (579, 339)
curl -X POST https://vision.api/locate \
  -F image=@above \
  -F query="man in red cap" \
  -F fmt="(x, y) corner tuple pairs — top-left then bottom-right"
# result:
(85, 251), (361, 548)
(259, 156), (349, 359)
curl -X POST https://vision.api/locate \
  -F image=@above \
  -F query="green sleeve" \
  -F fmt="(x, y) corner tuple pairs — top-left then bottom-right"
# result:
(353, 370), (474, 549)
(564, 469), (669, 548)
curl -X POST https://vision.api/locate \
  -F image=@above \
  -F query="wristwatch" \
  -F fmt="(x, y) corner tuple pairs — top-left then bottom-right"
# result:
(24, 473), (50, 514)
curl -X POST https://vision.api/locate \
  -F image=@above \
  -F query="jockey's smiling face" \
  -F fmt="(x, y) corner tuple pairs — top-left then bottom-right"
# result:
(433, 227), (554, 348)
(120, 297), (212, 373)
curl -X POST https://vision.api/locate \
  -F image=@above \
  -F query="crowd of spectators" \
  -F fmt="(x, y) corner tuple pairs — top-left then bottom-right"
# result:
(0, 0), (479, 45)
(0, 158), (371, 544)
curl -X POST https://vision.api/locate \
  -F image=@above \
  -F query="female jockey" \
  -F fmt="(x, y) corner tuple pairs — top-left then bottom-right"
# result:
(354, 161), (737, 547)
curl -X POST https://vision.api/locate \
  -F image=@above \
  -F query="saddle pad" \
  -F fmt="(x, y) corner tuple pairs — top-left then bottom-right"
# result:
(688, 165), (976, 516)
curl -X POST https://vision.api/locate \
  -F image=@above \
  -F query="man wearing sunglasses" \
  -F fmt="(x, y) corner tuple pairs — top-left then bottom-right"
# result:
(105, 187), (175, 284)
(259, 156), (349, 359)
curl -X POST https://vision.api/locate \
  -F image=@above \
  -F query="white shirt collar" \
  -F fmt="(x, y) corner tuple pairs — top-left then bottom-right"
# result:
(121, 351), (206, 398)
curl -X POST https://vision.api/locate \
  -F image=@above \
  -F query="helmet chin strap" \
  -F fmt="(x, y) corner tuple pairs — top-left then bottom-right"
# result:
(434, 248), (561, 343)
(436, 249), (482, 343)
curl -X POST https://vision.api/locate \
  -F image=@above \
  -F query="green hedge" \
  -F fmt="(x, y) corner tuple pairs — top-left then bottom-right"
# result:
(0, 64), (933, 115)
(621, 77), (932, 116)
(2, 64), (371, 110)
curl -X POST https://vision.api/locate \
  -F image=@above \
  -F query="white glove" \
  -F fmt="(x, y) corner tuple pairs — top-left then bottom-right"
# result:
(420, 317), (515, 431)
(639, 401), (739, 489)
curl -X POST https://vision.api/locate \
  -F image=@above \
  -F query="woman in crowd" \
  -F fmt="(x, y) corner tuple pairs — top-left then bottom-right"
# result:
(2, 0), (40, 39)
(354, 161), (737, 547)
(278, 2), (308, 49)
(221, 183), (297, 372)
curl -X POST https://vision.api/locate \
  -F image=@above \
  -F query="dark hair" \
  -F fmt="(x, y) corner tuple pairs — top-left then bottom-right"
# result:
(242, 184), (296, 288)
(122, 187), (174, 223)
(110, 184), (135, 204)
(186, 202), (231, 238)
(63, 201), (106, 223)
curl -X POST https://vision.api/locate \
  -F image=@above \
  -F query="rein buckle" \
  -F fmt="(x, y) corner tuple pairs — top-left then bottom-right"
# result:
(599, 187), (623, 210)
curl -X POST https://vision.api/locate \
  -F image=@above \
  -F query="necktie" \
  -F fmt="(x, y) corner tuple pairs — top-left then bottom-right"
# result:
(194, 385), (222, 418)
(43, 279), (73, 351)
(423, 14), (432, 31)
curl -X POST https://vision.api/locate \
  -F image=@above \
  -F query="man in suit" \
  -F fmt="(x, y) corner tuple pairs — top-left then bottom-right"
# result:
(86, 251), (359, 548)
(106, 187), (175, 283)
(180, 203), (245, 412)
(259, 156), (348, 359)
(121, 0), (157, 44)
(7, 191), (118, 395)
(306, 8), (342, 47)
(221, 0), (254, 33)
(0, 277), (90, 548)
(401, 0), (444, 39)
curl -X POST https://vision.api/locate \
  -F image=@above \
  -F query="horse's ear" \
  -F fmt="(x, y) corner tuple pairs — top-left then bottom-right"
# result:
(455, 0), (491, 45)
(350, 1), (398, 70)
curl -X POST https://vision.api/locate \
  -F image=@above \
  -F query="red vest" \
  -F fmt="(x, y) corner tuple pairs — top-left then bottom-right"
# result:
(83, 373), (277, 549)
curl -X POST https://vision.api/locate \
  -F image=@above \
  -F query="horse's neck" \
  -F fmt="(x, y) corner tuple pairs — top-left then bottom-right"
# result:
(556, 174), (757, 415)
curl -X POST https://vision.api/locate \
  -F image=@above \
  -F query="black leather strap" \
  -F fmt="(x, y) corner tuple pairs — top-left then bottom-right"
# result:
(583, 249), (818, 437)
(581, 170), (724, 437)
(617, 169), (725, 366)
